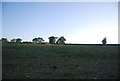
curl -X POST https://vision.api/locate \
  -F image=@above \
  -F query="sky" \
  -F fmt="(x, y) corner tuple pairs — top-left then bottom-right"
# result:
(2, 2), (118, 44)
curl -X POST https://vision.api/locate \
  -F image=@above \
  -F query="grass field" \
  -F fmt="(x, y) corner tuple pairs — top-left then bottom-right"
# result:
(2, 44), (119, 79)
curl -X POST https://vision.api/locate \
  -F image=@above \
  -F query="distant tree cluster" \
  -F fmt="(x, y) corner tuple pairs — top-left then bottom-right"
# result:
(48, 36), (66, 44)
(0, 36), (66, 45)
(11, 38), (22, 43)
(0, 38), (22, 44)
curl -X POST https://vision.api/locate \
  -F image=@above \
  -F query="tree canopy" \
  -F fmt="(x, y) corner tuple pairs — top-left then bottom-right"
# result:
(16, 38), (22, 43)
(11, 39), (16, 43)
(32, 37), (44, 43)
(10, 38), (22, 43)
(0, 38), (9, 43)
(56, 36), (66, 44)
(102, 37), (107, 45)
(48, 36), (58, 44)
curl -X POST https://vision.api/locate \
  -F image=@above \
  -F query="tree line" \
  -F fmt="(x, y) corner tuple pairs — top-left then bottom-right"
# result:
(0, 36), (66, 44)
(0, 36), (107, 45)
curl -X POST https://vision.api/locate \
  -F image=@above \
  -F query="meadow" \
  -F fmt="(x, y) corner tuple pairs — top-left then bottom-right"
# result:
(2, 44), (119, 79)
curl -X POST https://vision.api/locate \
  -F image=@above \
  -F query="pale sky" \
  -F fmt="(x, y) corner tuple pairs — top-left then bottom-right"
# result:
(2, 2), (118, 44)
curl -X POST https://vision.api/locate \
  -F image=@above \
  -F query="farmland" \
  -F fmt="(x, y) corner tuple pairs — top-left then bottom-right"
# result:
(2, 44), (119, 79)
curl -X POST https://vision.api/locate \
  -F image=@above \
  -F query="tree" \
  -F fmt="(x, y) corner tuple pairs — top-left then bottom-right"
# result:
(32, 38), (38, 43)
(0, 38), (9, 43)
(16, 38), (22, 43)
(32, 37), (44, 43)
(48, 36), (58, 44)
(56, 36), (66, 44)
(11, 39), (16, 43)
(102, 37), (107, 45)
(37, 37), (44, 43)
(10, 38), (22, 43)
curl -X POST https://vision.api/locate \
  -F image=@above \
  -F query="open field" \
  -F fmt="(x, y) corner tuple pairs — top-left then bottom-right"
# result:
(2, 44), (119, 79)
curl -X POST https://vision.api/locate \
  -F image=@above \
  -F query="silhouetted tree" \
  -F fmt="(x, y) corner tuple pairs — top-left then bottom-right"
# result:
(16, 38), (22, 43)
(11, 39), (16, 43)
(48, 36), (58, 44)
(37, 37), (44, 43)
(56, 36), (66, 44)
(32, 37), (44, 43)
(32, 38), (38, 43)
(0, 38), (9, 43)
(102, 37), (107, 45)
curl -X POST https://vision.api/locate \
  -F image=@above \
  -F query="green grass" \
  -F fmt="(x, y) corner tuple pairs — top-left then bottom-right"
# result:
(2, 44), (118, 79)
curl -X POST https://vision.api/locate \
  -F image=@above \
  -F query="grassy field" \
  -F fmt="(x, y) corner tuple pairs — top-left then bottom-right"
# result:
(2, 44), (119, 79)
